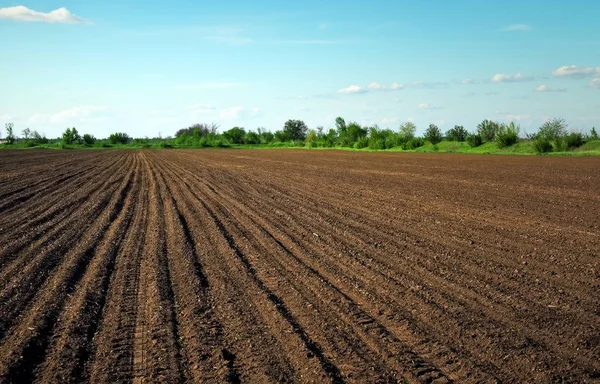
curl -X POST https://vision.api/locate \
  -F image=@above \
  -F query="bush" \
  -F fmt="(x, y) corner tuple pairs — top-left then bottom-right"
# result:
(410, 137), (425, 149)
(553, 137), (568, 152)
(283, 119), (308, 141)
(467, 133), (483, 147)
(538, 118), (567, 142)
(399, 122), (416, 141)
(244, 131), (261, 145)
(477, 120), (499, 142)
(62, 127), (81, 145)
(32, 131), (49, 145)
(5, 123), (15, 144)
(446, 125), (468, 142)
(155, 141), (173, 149)
(109, 132), (130, 145)
(496, 122), (519, 148)
(83, 134), (96, 146)
(565, 132), (584, 149)
(533, 137), (552, 154)
(222, 127), (246, 144)
(425, 124), (442, 145)
(353, 136), (369, 149)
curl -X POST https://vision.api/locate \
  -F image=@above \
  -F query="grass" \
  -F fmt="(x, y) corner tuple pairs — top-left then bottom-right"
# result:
(3, 139), (600, 156)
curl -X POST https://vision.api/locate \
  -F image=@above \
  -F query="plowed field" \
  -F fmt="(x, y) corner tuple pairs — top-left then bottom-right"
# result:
(0, 149), (598, 383)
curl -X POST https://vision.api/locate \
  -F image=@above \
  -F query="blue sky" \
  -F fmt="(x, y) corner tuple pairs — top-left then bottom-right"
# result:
(1, 0), (599, 138)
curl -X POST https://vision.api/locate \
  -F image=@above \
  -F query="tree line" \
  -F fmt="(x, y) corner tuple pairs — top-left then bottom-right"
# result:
(2, 117), (597, 154)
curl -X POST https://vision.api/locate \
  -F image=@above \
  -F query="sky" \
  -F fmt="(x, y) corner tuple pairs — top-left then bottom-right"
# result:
(1, 0), (599, 139)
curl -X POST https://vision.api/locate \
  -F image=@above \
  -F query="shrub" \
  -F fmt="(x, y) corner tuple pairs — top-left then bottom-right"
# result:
(62, 127), (81, 145)
(533, 137), (552, 154)
(553, 137), (568, 152)
(109, 132), (130, 145)
(565, 132), (584, 149)
(222, 127), (246, 144)
(32, 131), (49, 145)
(353, 136), (369, 149)
(425, 124), (442, 145)
(83, 134), (96, 146)
(244, 131), (261, 145)
(446, 125), (468, 142)
(538, 118), (567, 142)
(495, 122), (519, 148)
(5, 123), (15, 144)
(283, 119), (308, 141)
(477, 120), (499, 142)
(399, 121), (416, 141)
(402, 137), (424, 150)
(156, 141), (173, 149)
(467, 133), (483, 147)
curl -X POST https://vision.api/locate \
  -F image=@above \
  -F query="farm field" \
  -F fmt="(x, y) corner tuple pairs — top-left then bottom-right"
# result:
(0, 149), (598, 383)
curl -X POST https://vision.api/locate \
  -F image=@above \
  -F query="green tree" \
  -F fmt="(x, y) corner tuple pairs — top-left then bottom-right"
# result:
(244, 131), (261, 145)
(425, 124), (442, 145)
(591, 127), (598, 140)
(62, 127), (77, 145)
(222, 126), (246, 144)
(399, 121), (416, 140)
(446, 125), (468, 142)
(32, 131), (48, 144)
(335, 117), (347, 135)
(22, 127), (31, 141)
(83, 134), (96, 145)
(477, 119), (499, 142)
(495, 122), (520, 148)
(5, 123), (15, 144)
(108, 132), (130, 145)
(537, 118), (567, 141)
(283, 119), (308, 141)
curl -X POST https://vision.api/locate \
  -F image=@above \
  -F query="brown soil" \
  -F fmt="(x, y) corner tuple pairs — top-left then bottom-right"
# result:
(0, 149), (598, 383)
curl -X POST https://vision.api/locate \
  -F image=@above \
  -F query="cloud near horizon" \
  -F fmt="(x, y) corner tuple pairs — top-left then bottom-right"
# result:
(552, 65), (600, 77)
(418, 103), (442, 110)
(0, 5), (91, 24)
(491, 73), (533, 83)
(534, 85), (566, 92)
(338, 82), (403, 94)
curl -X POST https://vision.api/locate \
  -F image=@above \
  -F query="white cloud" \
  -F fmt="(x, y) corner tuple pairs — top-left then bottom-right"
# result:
(337, 85), (367, 94)
(461, 78), (478, 84)
(590, 78), (600, 88)
(50, 106), (106, 123)
(190, 104), (217, 115)
(419, 103), (442, 110)
(491, 72), (533, 83)
(534, 85), (566, 92)
(339, 82), (404, 94)
(553, 65), (600, 77)
(0, 5), (91, 24)
(503, 24), (532, 31)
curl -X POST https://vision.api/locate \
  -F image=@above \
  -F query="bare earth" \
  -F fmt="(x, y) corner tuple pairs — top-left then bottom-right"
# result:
(0, 149), (598, 383)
